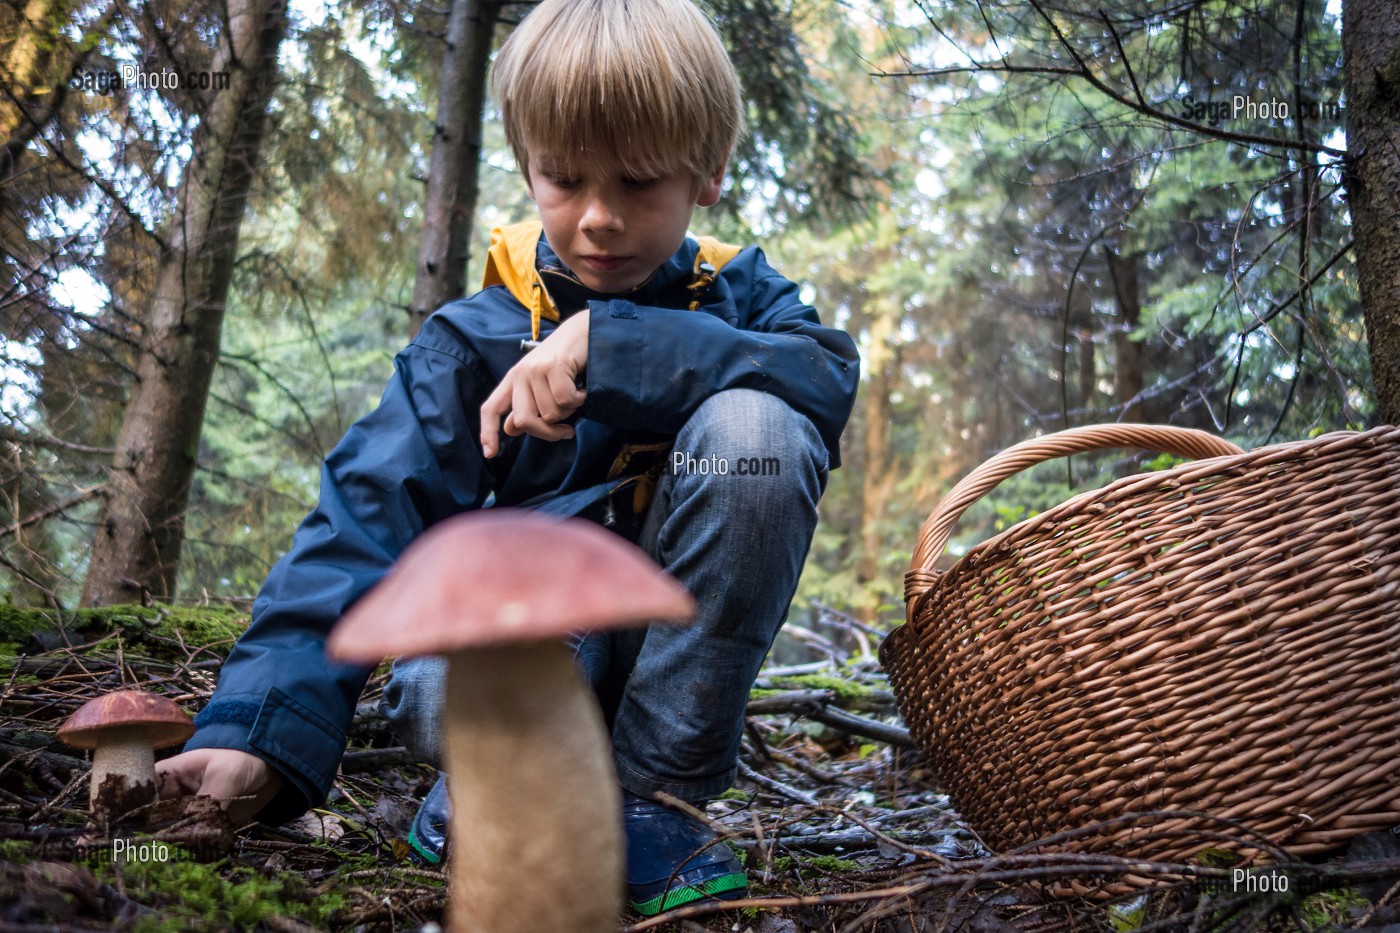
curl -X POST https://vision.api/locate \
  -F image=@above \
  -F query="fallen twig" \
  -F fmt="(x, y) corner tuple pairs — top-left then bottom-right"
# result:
(741, 826), (964, 855)
(620, 881), (938, 932)
(744, 689), (913, 747)
(739, 760), (820, 807)
(806, 707), (914, 749)
(745, 689), (835, 714)
(340, 747), (416, 773)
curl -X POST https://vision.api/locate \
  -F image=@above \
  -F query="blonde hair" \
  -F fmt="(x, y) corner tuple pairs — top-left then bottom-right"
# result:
(491, 0), (743, 184)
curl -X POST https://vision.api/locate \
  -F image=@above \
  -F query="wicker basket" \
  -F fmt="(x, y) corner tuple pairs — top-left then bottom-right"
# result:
(881, 423), (1400, 867)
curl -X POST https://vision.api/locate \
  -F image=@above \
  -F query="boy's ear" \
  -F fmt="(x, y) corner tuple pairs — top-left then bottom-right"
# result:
(695, 167), (725, 207)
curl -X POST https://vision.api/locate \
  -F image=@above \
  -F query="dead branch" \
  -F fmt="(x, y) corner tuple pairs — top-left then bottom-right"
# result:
(806, 707), (915, 749)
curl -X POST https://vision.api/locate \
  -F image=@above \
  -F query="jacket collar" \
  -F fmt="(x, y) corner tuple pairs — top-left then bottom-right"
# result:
(481, 220), (739, 340)
(535, 237), (695, 318)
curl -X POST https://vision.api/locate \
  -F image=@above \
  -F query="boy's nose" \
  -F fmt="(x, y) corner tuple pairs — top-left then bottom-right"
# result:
(580, 193), (624, 235)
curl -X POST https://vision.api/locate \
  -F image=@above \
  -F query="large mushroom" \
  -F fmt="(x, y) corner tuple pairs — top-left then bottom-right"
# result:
(58, 690), (195, 817)
(328, 510), (695, 933)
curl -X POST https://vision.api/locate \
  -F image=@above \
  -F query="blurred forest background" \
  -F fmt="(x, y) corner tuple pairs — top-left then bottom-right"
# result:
(1, 0), (1396, 626)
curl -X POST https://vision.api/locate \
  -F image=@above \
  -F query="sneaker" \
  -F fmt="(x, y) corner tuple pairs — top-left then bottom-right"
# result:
(406, 771), (450, 865)
(623, 792), (748, 916)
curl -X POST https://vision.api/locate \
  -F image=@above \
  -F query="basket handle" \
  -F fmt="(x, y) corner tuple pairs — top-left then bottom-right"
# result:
(906, 424), (1243, 605)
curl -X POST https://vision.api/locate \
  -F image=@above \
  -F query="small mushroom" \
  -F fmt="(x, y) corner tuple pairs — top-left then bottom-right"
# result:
(328, 511), (695, 933)
(58, 690), (194, 817)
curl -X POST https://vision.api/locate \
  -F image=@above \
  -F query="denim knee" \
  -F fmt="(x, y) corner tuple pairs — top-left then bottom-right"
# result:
(380, 655), (447, 766)
(381, 636), (622, 765)
(613, 390), (829, 799)
(668, 389), (828, 504)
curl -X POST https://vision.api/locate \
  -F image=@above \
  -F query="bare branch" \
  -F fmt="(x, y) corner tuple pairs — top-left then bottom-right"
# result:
(0, 486), (103, 541)
(875, 4), (1345, 158)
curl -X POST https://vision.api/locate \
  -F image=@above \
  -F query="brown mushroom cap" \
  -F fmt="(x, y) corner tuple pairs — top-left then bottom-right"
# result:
(327, 510), (695, 663)
(57, 690), (195, 750)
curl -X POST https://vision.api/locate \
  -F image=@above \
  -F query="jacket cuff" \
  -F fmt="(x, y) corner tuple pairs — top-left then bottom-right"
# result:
(188, 688), (348, 824)
(586, 299), (650, 428)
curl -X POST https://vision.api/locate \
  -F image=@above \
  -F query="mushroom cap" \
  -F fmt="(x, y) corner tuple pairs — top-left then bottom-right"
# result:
(327, 510), (696, 663)
(57, 690), (195, 750)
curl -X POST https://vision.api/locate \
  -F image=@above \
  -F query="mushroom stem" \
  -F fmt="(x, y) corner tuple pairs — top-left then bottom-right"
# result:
(444, 641), (622, 933)
(89, 726), (157, 808)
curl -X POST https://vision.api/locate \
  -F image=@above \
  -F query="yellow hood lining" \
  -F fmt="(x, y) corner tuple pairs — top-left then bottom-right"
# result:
(480, 221), (743, 342)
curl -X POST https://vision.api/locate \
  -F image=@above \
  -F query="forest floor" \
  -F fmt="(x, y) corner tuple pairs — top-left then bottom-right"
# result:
(0, 605), (1396, 933)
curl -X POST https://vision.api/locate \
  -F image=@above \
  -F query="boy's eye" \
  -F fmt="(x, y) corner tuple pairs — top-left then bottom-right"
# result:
(546, 174), (580, 188)
(622, 176), (658, 190)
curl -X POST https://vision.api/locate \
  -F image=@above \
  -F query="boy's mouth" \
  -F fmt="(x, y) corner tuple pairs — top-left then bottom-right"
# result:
(580, 255), (630, 272)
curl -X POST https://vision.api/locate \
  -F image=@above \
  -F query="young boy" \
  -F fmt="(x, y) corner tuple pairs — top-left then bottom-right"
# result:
(156, 0), (859, 916)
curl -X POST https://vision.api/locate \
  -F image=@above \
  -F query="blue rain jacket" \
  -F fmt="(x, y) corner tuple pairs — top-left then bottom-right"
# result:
(185, 223), (861, 821)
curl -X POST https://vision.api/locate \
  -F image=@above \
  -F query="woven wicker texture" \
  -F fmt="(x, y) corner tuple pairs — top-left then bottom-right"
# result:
(883, 424), (1400, 864)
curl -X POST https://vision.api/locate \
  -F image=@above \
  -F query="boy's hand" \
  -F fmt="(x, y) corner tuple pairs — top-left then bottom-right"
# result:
(480, 311), (590, 458)
(156, 748), (284, 825)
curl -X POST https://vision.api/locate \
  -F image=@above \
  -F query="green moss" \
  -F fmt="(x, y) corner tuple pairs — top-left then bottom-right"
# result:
(1107, 892), (1151, 931)
(804, 855), (858, 872)
(1195, 847), (1244, 869)
(806, 851), (856, 868)
(0, 641), (42, 684)
(0, 605), (247, 661)
(0, 839), (33, 864)
(0, 606), (48, 644)
(766, 673), (876, 702)
(718, 788), (752, 802)
(95, 846), (343, 931)
(1300, 886), (1368, 927)
(74, 606), (248, 650)
(770, 854), (858, 874)
(147, 607), (248, 648)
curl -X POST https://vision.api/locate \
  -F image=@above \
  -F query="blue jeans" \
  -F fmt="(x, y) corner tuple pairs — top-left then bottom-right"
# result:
(380, 388), (828, 802)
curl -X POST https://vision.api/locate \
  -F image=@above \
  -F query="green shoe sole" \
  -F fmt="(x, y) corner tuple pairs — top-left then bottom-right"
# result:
(628, 871), (747, 916)
(406, 825), (443, 865)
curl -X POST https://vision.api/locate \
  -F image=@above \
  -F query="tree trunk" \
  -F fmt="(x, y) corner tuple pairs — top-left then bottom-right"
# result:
(81, 0), (287, 605)
(2, 0), (83, 300)
(1077, 328), (1096, 416)
(1343, 0), (1400, 424)
(1, 0), (67, 140)
(856, 311), (895, 620)
(408, 0), (501, 339)
(1105, 247), (1145, 422)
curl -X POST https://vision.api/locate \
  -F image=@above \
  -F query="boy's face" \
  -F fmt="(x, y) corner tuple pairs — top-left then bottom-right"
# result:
(526, 151), (724, 294)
